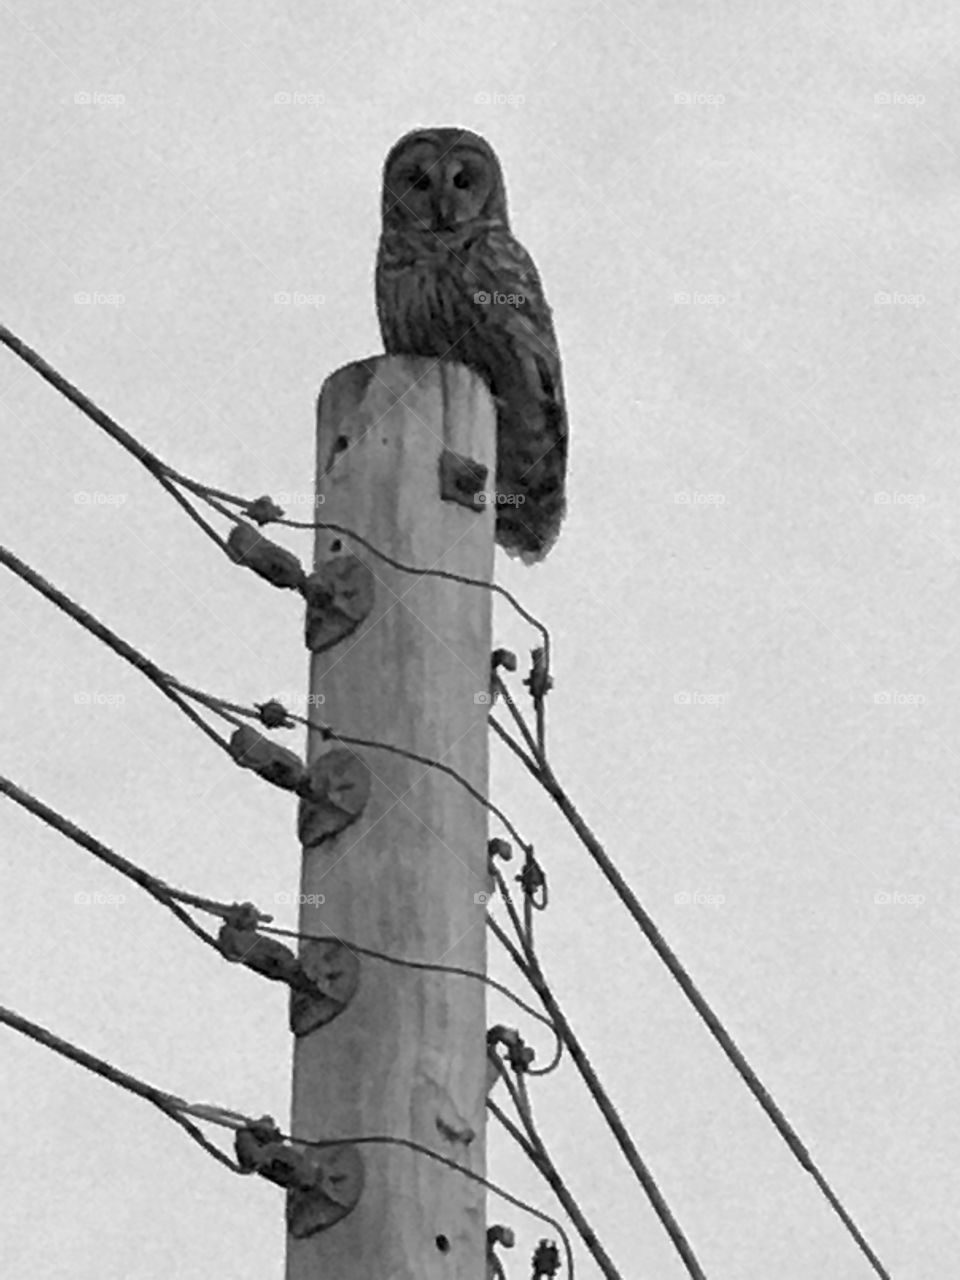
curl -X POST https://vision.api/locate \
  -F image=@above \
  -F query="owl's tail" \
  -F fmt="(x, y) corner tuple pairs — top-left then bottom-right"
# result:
(494, 405), (567, 563)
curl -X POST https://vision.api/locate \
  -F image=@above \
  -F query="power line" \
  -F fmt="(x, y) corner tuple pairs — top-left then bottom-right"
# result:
(0, 322), (551, 664)
(0, 1001), (574, 1276)
(0, 768), (563, 1075)
(261, 922), (562, 1073)
(488, 872), (708, 1280)
(0, 773), (220, 953)
(1, 541), (888, 1272)
(0, 543), (231, 754)
(1, 321), (893, 1275)
(0, 541), (535, 853)
(0, 1003), (241, 1173)
(488, 1055), (623, 1279)
(490, 714), (892, 1280)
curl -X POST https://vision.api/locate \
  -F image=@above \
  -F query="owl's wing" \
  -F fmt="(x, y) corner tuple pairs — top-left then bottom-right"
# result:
(467, 231), (568, 562)
(473, 231), (566, 434)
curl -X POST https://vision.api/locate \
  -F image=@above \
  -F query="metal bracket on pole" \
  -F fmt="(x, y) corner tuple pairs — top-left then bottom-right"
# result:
(236, 1117), (364, 1238)
(303, 556), (375, 653)
(298, 748), (372, 847)
(287, 1143), (365, 1239)
(438, 447), (488, 510)
(217, 925), (360, 1033)
(290, 937), (361, 1036)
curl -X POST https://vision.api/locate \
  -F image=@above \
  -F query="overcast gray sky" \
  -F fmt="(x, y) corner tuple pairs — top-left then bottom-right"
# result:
(1, 1), (958, 1276)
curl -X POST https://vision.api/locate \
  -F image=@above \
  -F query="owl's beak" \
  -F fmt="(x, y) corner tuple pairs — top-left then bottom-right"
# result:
(435, 193), (457, 232)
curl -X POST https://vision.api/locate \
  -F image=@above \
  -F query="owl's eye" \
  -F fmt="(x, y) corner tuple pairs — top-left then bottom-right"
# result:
(453, 171), (471, 189)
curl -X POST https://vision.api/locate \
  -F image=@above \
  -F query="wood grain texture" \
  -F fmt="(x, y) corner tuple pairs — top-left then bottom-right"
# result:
(287, 356), (495, 1280)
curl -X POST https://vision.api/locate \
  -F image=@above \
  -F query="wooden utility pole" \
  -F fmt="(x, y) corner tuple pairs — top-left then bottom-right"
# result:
(287, 357), (496, 1279)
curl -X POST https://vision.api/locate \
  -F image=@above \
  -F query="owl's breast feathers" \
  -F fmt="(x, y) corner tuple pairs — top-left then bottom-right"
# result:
(375, 224), (567, 562)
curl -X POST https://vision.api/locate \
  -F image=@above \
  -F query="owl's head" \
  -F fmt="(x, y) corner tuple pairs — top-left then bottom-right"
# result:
(380, 127), (509, 234)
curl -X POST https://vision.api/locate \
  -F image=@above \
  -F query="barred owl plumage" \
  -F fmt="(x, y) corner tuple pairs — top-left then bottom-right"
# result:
(375, 127), (567, 563)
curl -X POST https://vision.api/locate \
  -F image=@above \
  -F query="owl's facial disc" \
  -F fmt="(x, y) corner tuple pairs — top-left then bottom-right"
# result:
(385, 136), (499, 234)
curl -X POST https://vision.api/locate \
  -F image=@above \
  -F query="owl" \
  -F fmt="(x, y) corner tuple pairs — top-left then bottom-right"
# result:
(375, 127), (567, 563)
